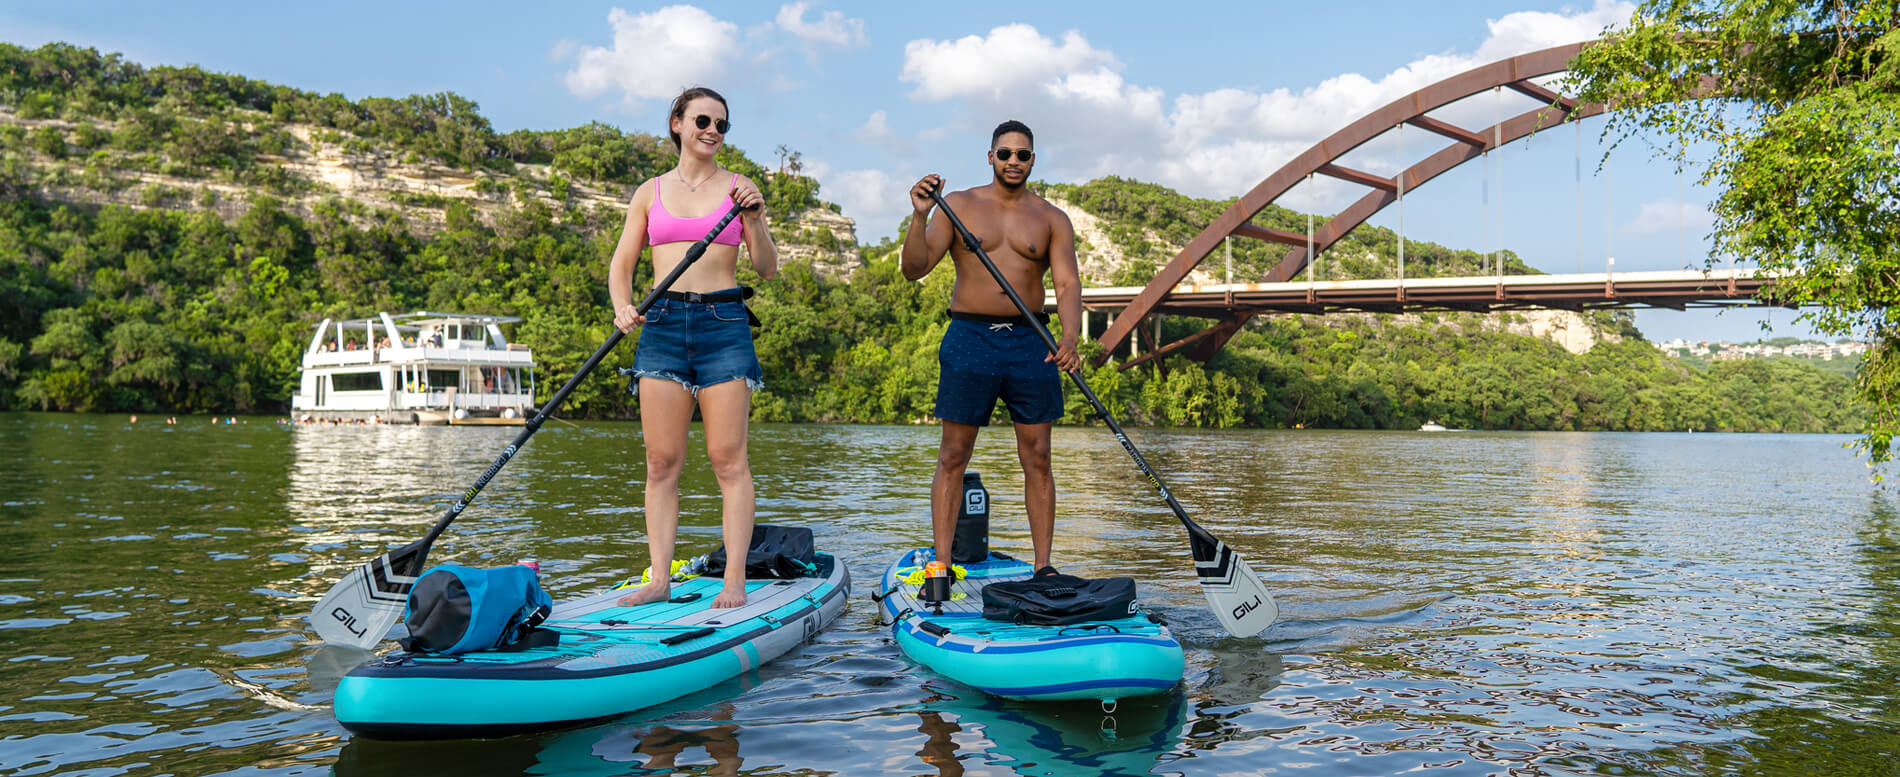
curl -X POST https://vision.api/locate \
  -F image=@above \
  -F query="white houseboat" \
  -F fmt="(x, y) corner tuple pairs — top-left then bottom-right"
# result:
(289, 312), (536, 425)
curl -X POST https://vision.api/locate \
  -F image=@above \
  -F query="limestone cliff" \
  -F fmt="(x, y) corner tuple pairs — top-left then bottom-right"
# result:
(1, 111), (859, 271)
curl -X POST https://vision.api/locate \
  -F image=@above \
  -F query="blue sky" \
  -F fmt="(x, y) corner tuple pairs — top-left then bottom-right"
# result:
(2, 0), (1824, 342)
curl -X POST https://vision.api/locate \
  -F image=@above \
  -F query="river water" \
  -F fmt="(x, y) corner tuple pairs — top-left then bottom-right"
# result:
(1, 413), (1895, 776)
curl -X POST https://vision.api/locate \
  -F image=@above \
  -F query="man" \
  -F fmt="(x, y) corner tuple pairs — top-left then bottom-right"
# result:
(901, 119), (1082, 576)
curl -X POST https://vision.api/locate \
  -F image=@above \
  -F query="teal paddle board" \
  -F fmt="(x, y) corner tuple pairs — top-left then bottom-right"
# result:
(877, 549), (1184, 702)
(334, 552), (849, 739)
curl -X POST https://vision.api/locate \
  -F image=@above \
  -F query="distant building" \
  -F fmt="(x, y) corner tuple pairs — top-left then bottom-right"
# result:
(1653, 338), (1867, 362)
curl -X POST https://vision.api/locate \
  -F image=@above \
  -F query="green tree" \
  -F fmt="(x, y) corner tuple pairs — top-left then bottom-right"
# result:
(29, 126), (67, 159)
(1569, 1), (1900, 463)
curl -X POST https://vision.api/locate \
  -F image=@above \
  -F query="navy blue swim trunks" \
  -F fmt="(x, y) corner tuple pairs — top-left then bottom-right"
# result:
(934, 314), (1063, 426)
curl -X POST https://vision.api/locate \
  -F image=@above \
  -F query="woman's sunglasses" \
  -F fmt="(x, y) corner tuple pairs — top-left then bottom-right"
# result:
(689, 114), (731, 134)
(993, 148), (1033, 162)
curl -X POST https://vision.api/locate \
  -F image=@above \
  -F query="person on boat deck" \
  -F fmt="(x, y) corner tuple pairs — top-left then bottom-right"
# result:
(900, 119), (1082, 576)
(608, 86), (778, 609)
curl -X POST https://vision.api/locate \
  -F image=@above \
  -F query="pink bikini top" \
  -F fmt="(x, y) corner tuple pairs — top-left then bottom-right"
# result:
(647, 173), (746, 247)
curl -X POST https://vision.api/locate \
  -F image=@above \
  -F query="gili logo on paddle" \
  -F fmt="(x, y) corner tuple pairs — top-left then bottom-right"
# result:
(1232, 596), (1264, 622)
(330, 607), (367, 637)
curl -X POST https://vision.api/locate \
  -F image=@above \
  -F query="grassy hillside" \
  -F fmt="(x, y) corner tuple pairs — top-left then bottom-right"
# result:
(0, 42), (1866, 432)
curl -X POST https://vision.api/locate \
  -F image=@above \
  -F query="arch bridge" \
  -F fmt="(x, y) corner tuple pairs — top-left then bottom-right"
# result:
(1087, 41), (1754, 369)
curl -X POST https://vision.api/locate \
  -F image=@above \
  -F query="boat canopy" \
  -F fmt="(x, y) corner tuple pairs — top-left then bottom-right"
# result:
(304, 312), (525, 354)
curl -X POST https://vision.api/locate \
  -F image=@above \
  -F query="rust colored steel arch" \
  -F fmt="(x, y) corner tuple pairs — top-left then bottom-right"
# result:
(1094, 41), (1604, 366)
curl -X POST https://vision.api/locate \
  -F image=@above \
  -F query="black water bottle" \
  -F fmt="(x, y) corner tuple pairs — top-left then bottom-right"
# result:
(952, 472), (990, 564)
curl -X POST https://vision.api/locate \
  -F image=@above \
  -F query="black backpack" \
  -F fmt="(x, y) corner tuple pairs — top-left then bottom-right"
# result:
(981, 573), (1137, 626)
(703, 524), (818, 579)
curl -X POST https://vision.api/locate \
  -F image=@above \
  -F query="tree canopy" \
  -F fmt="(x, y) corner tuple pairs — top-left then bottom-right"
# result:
(0, 41), (1869, 437)
(1569, 0), (1900, 462)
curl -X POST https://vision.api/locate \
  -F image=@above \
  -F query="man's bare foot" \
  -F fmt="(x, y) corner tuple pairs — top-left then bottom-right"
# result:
(617, 580), (670, 607)
(712, 580), (747, 608)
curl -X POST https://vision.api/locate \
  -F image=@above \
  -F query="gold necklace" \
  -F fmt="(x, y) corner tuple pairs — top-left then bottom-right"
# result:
(676, 167), (719, 192)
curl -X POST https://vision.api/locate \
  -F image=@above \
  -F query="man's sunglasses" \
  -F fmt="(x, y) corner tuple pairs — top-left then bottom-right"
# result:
(993, 148), (1033, 162)
(689, 114), (731, 134)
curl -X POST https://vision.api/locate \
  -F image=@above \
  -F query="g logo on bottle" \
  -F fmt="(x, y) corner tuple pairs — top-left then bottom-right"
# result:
(963, 488), (987, 516)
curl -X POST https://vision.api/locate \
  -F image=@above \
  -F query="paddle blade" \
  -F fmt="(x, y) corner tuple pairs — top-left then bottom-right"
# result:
(1193, 537), (1279, 637)
(309, 541), (426, 649)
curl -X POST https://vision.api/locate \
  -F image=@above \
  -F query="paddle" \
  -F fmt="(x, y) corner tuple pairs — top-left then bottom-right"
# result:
(310, 201), (757, 648)
(928, 189), (1279, 637)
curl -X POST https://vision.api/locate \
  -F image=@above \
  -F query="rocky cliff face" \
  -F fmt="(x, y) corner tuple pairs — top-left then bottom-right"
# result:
(1485, 309), (1620, 353)
(774, 206), (864, 277)
(1054, 195), (1223, 286)
(6, 108), (1607, 352)
(2, 112), (859, 271)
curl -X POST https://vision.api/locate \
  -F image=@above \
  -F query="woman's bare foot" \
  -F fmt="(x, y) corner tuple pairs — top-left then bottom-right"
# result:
(617, 580), (670, 607)
(712, 579), (747, 608)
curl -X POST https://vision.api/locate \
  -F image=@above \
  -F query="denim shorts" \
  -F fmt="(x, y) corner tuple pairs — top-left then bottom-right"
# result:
(935, 318), (1063, 426)
(622, 291), (764, 397)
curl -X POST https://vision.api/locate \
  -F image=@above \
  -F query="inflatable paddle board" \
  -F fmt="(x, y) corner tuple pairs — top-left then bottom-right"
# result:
(876, 549), (1183, 703)
(335, 552), (848, 739)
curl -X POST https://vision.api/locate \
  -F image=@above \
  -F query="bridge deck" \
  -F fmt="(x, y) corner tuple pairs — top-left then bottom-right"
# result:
(1061, 268), (1782, 317)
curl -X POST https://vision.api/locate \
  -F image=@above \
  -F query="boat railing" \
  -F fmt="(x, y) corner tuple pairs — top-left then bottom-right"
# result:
(303, 346), (535, 368)
(454, 391), (531, 409)
(396, 389), (533, 409)
(409, 347), (534, 365)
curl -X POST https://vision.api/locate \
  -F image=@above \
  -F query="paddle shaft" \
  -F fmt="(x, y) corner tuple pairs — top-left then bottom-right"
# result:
(413, 203), (755, 554)
(927, 190), (1217, 546)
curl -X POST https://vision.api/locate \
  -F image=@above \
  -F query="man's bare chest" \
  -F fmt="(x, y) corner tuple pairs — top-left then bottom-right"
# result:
(964, 210), (1050, 262)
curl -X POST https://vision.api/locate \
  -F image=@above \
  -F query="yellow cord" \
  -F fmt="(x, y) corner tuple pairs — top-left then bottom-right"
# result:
(896, 564), (967, 585)
(613, 556), (707, 589)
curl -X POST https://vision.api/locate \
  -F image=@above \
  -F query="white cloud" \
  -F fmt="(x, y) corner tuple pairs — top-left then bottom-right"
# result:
(897, 1), (1634, 204)
(806, 160), (914, 239)
(775, 2), (867, 48)
(1475, 2), (1631, 63)
(853, 109), (917, 157)
(855, 110), (892, 141)
(1625, 199), (1713, 236)
(559, 6), (742, 103)
(901, 25), (1116, 101)
(559, 4), (863, 105)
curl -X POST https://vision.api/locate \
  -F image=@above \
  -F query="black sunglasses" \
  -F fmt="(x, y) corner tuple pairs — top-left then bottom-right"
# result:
(993, 148), (1033, 162)
(690, 114), (731, 134)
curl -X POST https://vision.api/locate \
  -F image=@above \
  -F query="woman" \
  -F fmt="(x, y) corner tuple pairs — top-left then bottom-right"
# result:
(608, 86), (778, 609)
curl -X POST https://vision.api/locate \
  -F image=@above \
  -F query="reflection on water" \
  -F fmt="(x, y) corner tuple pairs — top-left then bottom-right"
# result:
(2, 414), (1898, 775)
(336, 707), (748, 777)
(332, 678), (1187, 777)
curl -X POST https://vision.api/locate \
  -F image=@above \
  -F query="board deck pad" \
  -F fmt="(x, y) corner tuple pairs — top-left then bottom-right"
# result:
(335, 553), (849, 739)
(877, 549), (1184, 703)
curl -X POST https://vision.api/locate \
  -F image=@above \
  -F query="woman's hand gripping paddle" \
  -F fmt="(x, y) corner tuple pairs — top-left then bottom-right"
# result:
(309, 202), (757, 649)
(927, 189), (1277, 637)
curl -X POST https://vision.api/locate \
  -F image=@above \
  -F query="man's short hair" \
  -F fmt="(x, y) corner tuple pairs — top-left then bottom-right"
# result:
(991, 120), (1033, 148)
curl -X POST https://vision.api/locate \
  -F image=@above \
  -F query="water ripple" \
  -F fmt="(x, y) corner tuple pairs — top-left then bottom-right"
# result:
(0, 415), (1895, 775)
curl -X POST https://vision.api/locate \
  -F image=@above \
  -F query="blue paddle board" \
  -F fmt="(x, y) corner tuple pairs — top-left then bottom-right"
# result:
(335, 552), (849, 739)
(876, 549), (1183, 702)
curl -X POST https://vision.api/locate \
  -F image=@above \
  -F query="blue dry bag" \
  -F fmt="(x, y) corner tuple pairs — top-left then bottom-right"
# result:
(401, 564), (552, 655)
